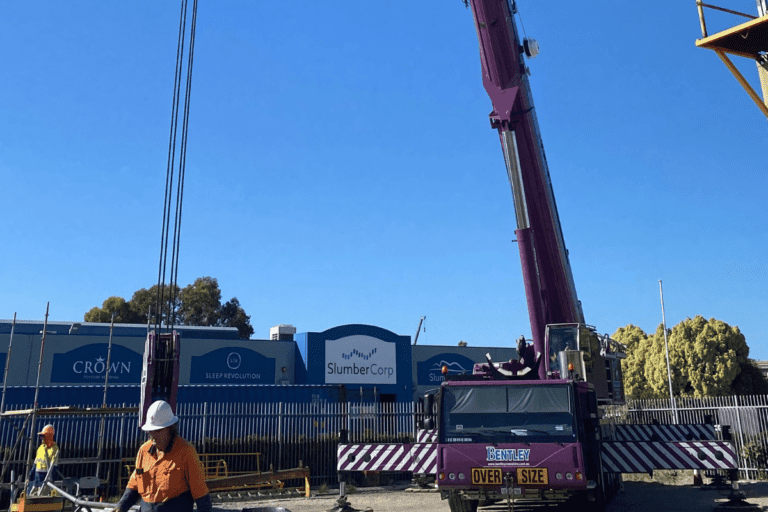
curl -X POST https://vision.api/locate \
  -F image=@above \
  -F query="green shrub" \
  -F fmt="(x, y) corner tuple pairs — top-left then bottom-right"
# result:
(741, 431), (768, 469)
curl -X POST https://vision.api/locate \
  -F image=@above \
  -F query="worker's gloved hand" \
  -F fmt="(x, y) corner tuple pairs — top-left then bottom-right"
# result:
(195, 493), (212, 512)
(115, 488), (140, 512)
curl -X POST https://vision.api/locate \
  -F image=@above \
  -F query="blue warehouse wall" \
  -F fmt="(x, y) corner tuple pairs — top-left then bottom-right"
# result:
(411, 345), (519, 399)
(299, 324), (412, 402)
(0, 320), (303, 408)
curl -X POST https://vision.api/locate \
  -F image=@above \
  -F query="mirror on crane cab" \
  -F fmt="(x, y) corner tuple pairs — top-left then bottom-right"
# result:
(418, 393), (436, 430)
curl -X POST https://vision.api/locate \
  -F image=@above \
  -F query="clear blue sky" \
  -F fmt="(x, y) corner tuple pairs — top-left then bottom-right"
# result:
(1, 2), (766, 358)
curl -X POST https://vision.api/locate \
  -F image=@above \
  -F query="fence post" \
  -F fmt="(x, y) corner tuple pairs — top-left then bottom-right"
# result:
(278, 401), (283, 470)
(118, 402), (127, 492)
(201, 402), (208, 455)
(732, 395), (746, 477)
(345, 401), (350, 444)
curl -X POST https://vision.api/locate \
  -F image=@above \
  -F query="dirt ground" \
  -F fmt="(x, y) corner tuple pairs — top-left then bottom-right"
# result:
(214, 481), (768, 512)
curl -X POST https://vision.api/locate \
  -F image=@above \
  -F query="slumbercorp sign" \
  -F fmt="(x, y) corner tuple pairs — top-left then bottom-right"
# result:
(190, 347), (275, 384)
(325, 335), (396, 385)
(51, 344), (142, 383)
(417, 353), (477, 385)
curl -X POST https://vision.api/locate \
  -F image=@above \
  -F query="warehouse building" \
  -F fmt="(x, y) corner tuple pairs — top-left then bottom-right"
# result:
(0, 319), (518, 406)
(0, 320), (328, 406)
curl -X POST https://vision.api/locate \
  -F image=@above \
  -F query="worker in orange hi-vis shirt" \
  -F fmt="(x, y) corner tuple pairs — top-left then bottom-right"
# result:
(114, 401), (211, 512)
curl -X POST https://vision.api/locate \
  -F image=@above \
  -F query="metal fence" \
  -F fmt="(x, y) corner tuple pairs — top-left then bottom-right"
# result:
(7, 393), (764, 496)
(610, 395), (768, 479)
(0, 400), (426, 495)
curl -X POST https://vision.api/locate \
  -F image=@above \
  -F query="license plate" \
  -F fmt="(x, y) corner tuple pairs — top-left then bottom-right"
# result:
(516, 467), (548, 485)
(471, 467), (502, 485)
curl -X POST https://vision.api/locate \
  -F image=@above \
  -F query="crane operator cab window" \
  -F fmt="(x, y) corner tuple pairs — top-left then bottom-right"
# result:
(545, 324), (578, 375)
(545, 324), (601, 380)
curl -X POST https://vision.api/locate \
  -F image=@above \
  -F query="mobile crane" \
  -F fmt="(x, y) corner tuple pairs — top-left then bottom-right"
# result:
(337, 1), (739, 510)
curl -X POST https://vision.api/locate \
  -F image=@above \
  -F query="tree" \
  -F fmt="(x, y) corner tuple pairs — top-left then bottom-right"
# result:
(732, 360), (768, 395)
(84, 277), (254, 338)
(617, 315), (768, 398)
(642, 323), (687, 398)
(178, 277), (222, 326)
(670, 316), (747, 397)
(84, 296), (142, 324)
(612, 325), (653, 399)
(128, 284), (180, 326)
(217, 297), (255, 339)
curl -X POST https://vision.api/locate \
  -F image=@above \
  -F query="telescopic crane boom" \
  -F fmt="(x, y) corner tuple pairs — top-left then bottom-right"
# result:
(466, 0), (582, 376)
(465, 1), (625, 400)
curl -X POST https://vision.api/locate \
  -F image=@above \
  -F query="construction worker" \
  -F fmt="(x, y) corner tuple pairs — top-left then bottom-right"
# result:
(27, 424), (60, 496)
(114, 400), (211, 512)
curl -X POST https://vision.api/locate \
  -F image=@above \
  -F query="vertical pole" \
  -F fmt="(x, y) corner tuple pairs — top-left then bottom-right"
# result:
(25, 302), (50, 495)
(118, 403), (126, 488)
(696, 0), (708, 37)
(96, 313), (116, 480)
(201, 402), (207, 454)
(1, 313), (17, 414)
(733, 395), (746, 475)
(345, 401), (350, 444)
(659, 281), (678, 424)
(278, 401), (283, 470)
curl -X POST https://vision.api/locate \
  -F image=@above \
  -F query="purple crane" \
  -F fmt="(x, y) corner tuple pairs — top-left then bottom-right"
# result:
(467, 0), (583, 379)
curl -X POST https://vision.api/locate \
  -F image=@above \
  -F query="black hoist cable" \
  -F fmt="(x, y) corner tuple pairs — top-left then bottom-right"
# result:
(154, 0), (199, 334)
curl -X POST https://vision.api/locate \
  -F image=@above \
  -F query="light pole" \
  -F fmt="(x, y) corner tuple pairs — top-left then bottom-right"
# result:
(659, 280), (678, 424)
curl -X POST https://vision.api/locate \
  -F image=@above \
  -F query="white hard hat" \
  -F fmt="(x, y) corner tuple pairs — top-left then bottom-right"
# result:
(141, 400), (179, 431)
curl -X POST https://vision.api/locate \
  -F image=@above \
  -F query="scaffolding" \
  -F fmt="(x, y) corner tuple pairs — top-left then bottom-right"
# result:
(695, 1), (768, 119)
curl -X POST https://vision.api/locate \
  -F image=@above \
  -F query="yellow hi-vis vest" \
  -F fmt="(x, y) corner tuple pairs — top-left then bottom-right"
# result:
(34, 443), (59, 472)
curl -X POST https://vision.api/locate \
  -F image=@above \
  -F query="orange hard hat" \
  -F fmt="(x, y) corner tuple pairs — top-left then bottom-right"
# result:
(38, 424), (54, 436)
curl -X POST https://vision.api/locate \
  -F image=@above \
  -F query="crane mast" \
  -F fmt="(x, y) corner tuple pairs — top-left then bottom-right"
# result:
(467, 0), (583, 378)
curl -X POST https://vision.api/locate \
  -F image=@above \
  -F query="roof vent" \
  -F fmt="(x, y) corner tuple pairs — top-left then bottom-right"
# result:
(270, 324), (297, 341)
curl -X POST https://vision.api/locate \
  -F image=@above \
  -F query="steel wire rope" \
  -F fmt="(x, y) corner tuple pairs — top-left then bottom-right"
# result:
(154, 0), (197, 334)
(168, 0), (198, 330)
(515, 1), (528, 40)
(156, 0), (188, 332)
(155, 0), (189, 333)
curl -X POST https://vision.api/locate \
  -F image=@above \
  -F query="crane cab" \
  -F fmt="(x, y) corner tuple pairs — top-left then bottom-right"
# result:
(545, 324), (626, 405)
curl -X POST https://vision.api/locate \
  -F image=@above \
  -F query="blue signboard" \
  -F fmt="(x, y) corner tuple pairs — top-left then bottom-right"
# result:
(190, 347), (275, 384)
(417, 353), (477, 386)
(51, 344), (142, 384)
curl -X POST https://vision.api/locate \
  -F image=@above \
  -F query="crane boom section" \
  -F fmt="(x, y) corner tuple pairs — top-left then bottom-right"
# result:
(468, 0), (583, 368)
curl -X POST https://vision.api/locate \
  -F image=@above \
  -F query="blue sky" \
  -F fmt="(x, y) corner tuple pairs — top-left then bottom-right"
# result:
(1, 2), (766, 359)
